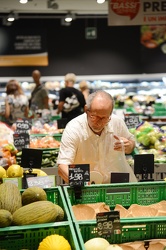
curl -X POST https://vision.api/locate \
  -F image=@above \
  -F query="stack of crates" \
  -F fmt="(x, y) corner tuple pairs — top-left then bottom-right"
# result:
(63, 181), (166, 250)
(0, 186), (80, 250)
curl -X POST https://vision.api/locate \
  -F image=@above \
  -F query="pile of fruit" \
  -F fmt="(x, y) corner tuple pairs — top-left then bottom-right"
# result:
(129, 121), (166, 163)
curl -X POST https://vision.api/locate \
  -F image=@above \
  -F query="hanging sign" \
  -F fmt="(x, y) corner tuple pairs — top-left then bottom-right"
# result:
(108, 0), (166, 26)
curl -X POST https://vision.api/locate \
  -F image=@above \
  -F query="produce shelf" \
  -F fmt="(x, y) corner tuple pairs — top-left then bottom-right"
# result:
(75, 217), (166, 249)
(63, 182), (166, 248)
(64, 182), (166, 219)
(0, 221), (80, 250)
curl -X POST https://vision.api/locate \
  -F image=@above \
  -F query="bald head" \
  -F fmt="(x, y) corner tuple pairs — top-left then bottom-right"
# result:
(32, 70), (41, 85)
(86, 90), (114, 115)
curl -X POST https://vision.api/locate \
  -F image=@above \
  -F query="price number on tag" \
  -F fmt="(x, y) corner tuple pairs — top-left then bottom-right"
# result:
(97, 221), (113, 236)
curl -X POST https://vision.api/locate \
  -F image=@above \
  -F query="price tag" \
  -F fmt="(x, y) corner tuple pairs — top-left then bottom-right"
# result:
(26, 176), (53, 188)
(69, 164), (90, 186)
(125, 115), (140, 129)
(13, 132), (30, 150)
(16, 119), (32, 132)
(96, 211), (121, 237)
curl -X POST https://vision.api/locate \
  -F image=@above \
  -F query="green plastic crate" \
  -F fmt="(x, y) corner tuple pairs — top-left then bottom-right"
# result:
(64, 182), (166, 222)
(0, 221), (80, 250)
(75, 217), (166, 250)
(63, 182), (166, 249)
(20, 186), (71, 222)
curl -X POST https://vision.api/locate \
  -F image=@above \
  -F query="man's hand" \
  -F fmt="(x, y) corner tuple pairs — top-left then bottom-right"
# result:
(113, 135), (135, 154)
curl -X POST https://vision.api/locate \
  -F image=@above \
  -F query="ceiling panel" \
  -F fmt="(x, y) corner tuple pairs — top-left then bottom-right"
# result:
(0, 0), (108, 15)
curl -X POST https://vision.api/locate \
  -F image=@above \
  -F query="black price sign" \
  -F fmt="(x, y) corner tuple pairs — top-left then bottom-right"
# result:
(69, 164), (90, 186)
(16, 119), (31, 132)
(13, 133), (30, 150)
(96, 211), (121, 237)
(125, 115), (140, 129)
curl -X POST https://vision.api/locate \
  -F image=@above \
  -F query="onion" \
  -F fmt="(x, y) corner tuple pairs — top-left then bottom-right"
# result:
(106, 245), (123, 250)
(84, 237), (110, 250)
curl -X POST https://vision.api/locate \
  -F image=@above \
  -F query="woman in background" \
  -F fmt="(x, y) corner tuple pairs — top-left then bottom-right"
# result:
(5, 79), (29, 126)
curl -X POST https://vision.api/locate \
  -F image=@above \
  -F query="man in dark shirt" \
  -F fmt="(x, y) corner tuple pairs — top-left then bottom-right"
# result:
(57, 73), (86, 122)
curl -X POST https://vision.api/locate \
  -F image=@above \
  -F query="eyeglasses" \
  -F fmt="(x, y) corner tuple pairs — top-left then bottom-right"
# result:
(87, 110), (111, 123)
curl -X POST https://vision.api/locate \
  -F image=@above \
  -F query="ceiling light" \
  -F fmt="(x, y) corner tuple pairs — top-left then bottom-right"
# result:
(19, 0), (28, 3)
(65, 13), (73, 22)
(97, 0), (106, 3)
(7, 12), (18, 22)
(7, 14), (15, 22)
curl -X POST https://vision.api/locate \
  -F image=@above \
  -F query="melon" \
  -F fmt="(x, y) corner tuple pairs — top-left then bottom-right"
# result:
(6, 164), (23, 178)
(12, 200), (59, 226)
(0, 209), (13, 227)
(0, 166), (6, 179)
(0, 182), (22, 214)
(38, 234), (71, 250)
(22, 186), (47, 206)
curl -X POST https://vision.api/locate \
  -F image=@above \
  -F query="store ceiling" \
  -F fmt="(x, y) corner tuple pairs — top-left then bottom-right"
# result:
(0, 0), (108, 19)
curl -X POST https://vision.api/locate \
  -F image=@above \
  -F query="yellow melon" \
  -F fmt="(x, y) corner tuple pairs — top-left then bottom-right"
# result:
(6, 164), (23, 178)
(0, 166), (6, 179)
(38, 234), (71, 250)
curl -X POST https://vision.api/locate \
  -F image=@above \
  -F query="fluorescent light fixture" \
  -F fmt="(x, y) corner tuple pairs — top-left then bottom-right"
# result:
(97, 0), (106, 3)
(19, 0), (28, 3)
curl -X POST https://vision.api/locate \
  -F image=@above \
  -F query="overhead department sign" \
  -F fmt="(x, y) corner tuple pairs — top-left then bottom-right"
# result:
(108, 0), (166, 26)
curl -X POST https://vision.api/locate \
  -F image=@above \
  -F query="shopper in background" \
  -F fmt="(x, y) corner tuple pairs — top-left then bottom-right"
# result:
(79, 80), (90, 100)
(57, 90), (137, 184)
(57, 73), (86, 122)
(30, 70), (49, 111)
(5, 79), (29, 126)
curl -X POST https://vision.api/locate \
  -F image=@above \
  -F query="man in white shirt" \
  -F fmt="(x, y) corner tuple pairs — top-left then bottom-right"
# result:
(57, 90), (137, 184)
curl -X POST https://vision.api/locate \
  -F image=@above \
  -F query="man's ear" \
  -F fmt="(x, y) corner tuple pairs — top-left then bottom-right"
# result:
(84, 105), (88, 112)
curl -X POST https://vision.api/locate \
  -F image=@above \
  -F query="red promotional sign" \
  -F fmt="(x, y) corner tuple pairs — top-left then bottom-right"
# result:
(108, 0), (166, 26)
(110, 0), (140, 20)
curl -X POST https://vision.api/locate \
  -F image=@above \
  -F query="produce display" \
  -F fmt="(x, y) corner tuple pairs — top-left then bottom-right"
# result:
(129, 121), (166, 163)
(0, 183), (65, 228)
(30, 121), (60, 134)
(30, 135), (60, 148)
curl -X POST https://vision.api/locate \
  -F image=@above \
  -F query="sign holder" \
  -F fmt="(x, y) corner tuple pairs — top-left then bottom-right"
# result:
(21, 148), (43, 188)
(134, 154), (154, 182)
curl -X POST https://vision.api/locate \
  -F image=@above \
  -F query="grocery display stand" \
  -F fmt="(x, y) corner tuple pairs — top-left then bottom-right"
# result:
(63, 181), (166, 249)
(0, 186), (81, 250)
